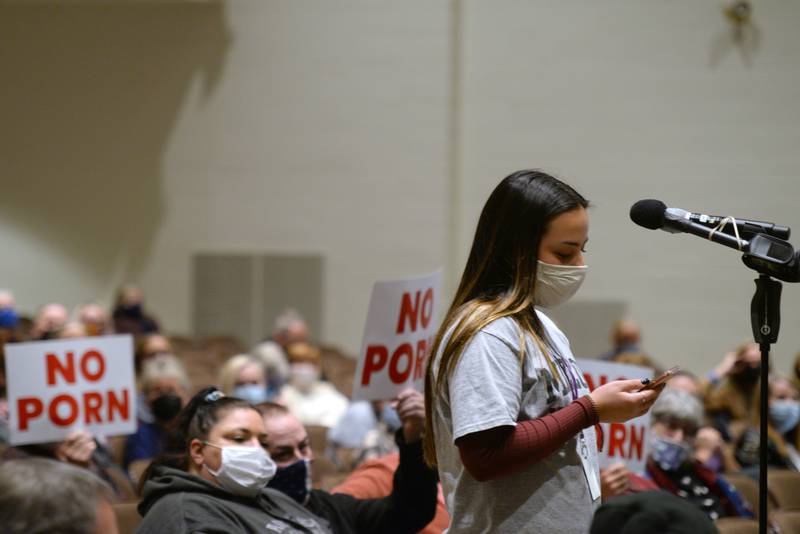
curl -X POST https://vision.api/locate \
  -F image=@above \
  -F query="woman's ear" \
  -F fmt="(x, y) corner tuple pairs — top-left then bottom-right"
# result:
(189, 438), (205, 470)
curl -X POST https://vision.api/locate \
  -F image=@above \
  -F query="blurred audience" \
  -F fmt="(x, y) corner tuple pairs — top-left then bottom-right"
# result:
(113, 284), (159, 336)
(328, 400), (402, 470)
(58, 321), (88, 339)
(257, 389), (439, 533)
(646, 389), (753, 521)
(2, 428), (136, 500)
(279, 342), (349, 428)
(78, 302), (111, 336)
(31, 302), (68, 340)
(135, 333), (173, 374)
(252, 308), (309, 394)
(0, 457), (119, 534)
(734, 375), (800, 473)
(600, 319), (642, 361)
(218, 354), (271, 404)
(705, 342), (763, 442)
(125, 354), (191, 481)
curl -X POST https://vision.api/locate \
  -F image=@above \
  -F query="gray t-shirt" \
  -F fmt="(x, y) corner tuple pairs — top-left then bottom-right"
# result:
(431, 311), (600, 534)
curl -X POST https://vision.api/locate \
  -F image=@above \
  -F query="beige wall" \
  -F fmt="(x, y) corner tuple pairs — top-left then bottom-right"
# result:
(2, 1), (800, 375)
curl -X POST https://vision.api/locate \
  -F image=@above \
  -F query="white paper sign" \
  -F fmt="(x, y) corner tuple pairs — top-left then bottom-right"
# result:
(5, 335), (136, 445)
(353, 270), (443, 401)
(576, 359), (654, 474)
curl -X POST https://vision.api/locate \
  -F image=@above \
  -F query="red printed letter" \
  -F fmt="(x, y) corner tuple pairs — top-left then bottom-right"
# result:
(49, 395), (79, 427)
(389, 343), (413, 384)
(46, 352), (76, 386)
(420, 288), (434, 329)
(17, 398), (44, 431)
(608, 423), (627, 458)
(107, 389), (130, 422)
(396, 291), (420, 334)
(361, 345), (388, 386)
(84, 391), (103, 423)
(80, 350), (105, 382)
(628, 424), (645, 460)
(414, 339), (428, 380)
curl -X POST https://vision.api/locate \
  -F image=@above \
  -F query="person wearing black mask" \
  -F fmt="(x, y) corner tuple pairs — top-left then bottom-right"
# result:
(112, 284), (160, 335)
(125, 354), (190, 481)
(705, 342), (764, 442)
(256, 389), (439, 534)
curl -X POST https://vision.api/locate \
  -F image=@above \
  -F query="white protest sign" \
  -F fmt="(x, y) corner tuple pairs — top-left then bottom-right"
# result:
(577, 359), (654, 474)
(5, 335), (136, 445)
(353, 270), (443, 401)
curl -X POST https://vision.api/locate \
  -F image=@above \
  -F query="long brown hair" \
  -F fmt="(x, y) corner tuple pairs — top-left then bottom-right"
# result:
(423, 170), (588, 467)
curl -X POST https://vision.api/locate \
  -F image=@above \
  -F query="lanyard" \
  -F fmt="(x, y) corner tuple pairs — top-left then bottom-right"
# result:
(549, 343), (590, 459)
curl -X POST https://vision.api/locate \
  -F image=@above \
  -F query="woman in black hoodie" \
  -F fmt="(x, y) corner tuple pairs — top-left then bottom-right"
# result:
(137, 387), (437, 533)
(137, 387), (333, 533)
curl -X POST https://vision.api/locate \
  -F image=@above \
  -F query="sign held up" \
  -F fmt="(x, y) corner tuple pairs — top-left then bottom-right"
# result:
(5, 335), (136, 445)
(353, 270), (442, 401)
(576, 359), (654, 474)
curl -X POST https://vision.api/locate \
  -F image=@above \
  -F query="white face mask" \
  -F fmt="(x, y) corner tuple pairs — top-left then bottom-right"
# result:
(290, 363), (320, 393)
(204, 443), (277, 497)
(534, 260), (587, 308)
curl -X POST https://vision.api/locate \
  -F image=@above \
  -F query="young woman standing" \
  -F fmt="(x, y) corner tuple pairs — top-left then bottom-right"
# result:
(424, 170), (664, 533)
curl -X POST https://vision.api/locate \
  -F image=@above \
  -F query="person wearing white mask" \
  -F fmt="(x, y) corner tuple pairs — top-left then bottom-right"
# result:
(137, 387), (331, 533)
(279, 342), (349, 429)
(423, 170), (665, 534)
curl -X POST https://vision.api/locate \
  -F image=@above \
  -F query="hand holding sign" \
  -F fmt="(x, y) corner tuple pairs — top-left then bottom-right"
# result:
(54, 429), (97, 467)
(393, 389), (425, 443)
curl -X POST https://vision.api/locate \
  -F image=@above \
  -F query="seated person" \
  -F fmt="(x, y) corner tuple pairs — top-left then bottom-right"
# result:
(646, 388), (753, 521)
(278, 342), (349, 428)
(666, 370), (739, 473)
(705, 342), (763, 442)
(1, 428), (136, 500)
(0, 457), (118, 534)
(125, 354), (190, 481)
(256, 389), (438, 533)
(137, 387), (327, 533)
(327, 399), (401, 470)
(735, 375), (800, 472)
(218, 354), (271, 404)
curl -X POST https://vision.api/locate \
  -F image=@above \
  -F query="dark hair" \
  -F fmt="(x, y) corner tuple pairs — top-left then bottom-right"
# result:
(423, 169), (589, 466)
(138, 386), (255, 493)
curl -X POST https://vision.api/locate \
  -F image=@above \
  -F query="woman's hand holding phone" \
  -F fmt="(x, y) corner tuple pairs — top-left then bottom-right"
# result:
(589, 379), (664, 423)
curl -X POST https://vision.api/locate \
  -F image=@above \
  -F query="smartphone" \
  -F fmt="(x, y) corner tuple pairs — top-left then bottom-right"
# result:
(638, 366), (680, 391)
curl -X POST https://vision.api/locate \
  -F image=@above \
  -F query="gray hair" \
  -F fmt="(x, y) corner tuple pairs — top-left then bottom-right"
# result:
(650, 388), (704, 434)
(140, 353), (191, 394)
(273, 308), (306, 334)
(0, 458), (114, 534)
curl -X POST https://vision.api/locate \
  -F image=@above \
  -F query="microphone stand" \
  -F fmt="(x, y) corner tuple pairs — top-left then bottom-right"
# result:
(750, 274), (781, 534)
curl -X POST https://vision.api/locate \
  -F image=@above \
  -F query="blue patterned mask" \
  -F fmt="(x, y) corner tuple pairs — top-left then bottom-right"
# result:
(650, 436), (690, 471)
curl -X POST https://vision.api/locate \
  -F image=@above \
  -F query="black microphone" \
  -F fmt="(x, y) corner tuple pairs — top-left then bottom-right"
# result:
(630, 199), (790, 240)
(630, 199), (751, 250)
(630, 199), (800, 283)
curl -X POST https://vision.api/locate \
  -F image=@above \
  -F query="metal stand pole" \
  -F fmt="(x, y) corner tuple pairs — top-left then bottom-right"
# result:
(751, 274), (782, 534)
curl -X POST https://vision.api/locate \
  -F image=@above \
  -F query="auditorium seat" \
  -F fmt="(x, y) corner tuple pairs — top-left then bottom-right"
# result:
(723, 472), (774, 518)
(714, 518), (759, 534)
(772, 510), (800, 534)
(112, 501), (141, 534)
(769, 470), (800, 511)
